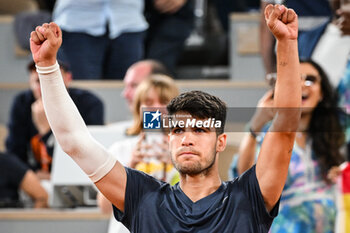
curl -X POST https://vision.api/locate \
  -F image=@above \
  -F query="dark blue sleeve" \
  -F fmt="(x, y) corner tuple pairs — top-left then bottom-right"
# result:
(112, 167), (163, 229)
(6, 92), (32, 164)
(237, 165), (279, 229)
(0, 153), (29, 188)
(71, 89), (104, 125)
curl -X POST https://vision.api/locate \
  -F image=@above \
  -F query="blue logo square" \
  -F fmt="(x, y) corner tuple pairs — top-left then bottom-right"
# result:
(143, 110), (161, 129)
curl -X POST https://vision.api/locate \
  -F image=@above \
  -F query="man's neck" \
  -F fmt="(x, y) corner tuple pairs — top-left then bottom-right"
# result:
(179, 168), (222, 203)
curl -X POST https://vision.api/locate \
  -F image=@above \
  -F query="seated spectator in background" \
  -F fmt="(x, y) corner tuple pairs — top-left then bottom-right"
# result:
(122, 59), (170, 109)
(98, 74), (179, 233)
(6, 60), (104, 179)
(99, 74), (180, 214)
(108, 59), (170, 136)
(260, 0), (333, 74)
(309, 0), (350, 159)
(230, 60), (345, 232)
(53, 0), (147, 80)
(144, 0), (194, 76)
(310, 0), (350, 87)
(0, 152), (48, 208)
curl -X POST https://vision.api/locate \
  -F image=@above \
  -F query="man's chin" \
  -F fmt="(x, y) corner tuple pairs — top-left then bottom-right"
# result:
(174, 155), (216, 176)
(175, 162), (203, 176)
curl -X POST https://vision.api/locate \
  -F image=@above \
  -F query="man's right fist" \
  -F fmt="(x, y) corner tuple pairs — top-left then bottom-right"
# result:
(30, 22), (62, 67)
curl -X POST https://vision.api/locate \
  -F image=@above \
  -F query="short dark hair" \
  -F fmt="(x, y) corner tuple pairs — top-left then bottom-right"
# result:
(167, 90), (227, 134)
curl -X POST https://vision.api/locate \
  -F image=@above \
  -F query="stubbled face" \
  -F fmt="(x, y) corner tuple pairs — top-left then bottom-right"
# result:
(300, 63), (323, 114)
(168, 114), (226, 176)
(122, 63), (152, 108)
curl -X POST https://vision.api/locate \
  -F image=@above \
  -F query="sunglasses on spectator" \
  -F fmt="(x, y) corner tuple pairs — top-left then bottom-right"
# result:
(266, 73), (321, 88)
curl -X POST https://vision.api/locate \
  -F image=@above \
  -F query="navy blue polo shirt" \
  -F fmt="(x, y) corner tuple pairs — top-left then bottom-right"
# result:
(113, 165), (279, 233)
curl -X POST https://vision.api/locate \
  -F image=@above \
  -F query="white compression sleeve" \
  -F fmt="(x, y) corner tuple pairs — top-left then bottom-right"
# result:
(37, 62), (116, 182)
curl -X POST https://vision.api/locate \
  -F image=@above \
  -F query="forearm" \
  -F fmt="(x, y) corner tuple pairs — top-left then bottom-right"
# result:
(273, 39), (301, 132)
(256, 3), (301, 212)
(237, 133), (258, 175)
(258, 39), (300, 210)
(20, 170), (48, 208)
(38, 62), (116, 182)
(38, 63), (90, 154)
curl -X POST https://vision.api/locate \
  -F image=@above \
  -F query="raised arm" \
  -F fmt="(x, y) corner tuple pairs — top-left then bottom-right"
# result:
(236, 90), (274, 175)
(256, 5), (301, 211)
(29, 23), (127, 211)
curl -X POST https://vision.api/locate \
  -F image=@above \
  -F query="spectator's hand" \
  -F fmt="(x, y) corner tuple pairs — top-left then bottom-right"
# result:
(327, 166), (342, 183)
(154, 0), (186, 14)
(34, 198), (48, 208)
(36, 169), (51, 180)
(250, 90), (275, 132)
(336, 8), (350, 35)
(30, 22), (62, 67)
(129, 133), (147, 168)
(32, 99), (51, 135)
(265, 4), (298, 41)
(154, 135), (171, 163)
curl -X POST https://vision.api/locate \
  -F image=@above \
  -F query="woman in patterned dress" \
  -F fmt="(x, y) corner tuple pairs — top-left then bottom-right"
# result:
(230, 60), (345, 233)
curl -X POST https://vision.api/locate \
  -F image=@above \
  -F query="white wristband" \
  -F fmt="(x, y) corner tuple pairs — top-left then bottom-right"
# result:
(36, 61), (60, 74)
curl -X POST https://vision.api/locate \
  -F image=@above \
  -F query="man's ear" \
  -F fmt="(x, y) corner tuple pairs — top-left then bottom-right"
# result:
(216, 133), (227, 153)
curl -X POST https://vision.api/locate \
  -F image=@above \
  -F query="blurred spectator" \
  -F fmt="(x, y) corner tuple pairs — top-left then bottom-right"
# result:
(0, 152), (48, 208)
(98, 75), (179, 233)
(0, 0), (38, 14)
(260, 0), (333, 74)
(122, 59), (170, 109)
(53, 0), (147, 79)
(230, 60), (345, 232)
(334, 0), (350, 35)
(14, 10), (51, 51)
(212, 0), (247, 32)
(108, 59), (170, 136)
(309, 0), (350, 87)
(35, 0), (56, 12)
(112, 75), (179, 183)
(6, 60), (104, 179)
(144, 0), (194, 76)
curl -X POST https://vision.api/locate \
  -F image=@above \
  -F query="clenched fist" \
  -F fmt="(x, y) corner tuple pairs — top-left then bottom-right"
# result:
(265, 4), (298, 41)
(30, 22), (62, 67)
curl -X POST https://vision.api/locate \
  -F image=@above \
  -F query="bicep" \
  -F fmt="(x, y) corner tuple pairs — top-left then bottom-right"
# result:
(95, 161), (127, 212)
(255, 132), (294, 211)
